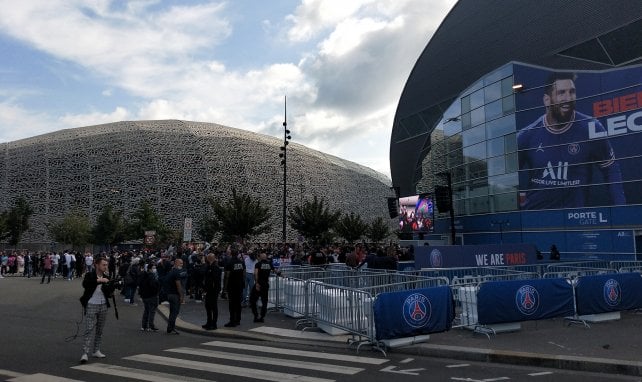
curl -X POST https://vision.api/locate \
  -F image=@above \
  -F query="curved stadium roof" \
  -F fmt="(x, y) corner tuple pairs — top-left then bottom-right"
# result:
(390, 0), (642, 196)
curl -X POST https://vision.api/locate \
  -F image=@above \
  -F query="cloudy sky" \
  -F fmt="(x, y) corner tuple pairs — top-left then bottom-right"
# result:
(0, 0), (456, 178)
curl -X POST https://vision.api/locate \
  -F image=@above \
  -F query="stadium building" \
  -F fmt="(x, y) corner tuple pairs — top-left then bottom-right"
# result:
(390, 0), (642, 260)
(0, 120), (392, 247)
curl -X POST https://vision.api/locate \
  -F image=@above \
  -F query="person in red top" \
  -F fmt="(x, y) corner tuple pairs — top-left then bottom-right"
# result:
(41, 254), (53, 284)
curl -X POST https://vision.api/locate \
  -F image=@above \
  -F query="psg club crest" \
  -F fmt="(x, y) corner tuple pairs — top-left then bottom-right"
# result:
(567, 143), (580, 155)
(515, 285), (539, 316)
(603, 279), (621, 307)
(430, 249), (443, 268)
(402, 293), (432, 328)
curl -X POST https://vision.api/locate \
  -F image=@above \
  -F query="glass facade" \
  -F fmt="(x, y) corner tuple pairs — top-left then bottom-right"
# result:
(416, 64), (518, 216)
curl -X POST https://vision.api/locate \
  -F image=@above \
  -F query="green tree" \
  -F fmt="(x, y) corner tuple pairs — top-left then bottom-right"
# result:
(126, 200), (170, 244)
(92, 205), (127, 248)
(288, 196), (340, 244)
(204, 188), (271, 243)
(367, 216), (391, 243)
(197, 215), (220, 243)
(48, 210), (92, 249)
(334, 212), (369, 243)
(2, 197), (34, 247)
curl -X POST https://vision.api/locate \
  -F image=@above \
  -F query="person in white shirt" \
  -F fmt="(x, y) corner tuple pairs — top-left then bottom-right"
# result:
(243, 251), (257, 306)
(85, 253), (94, 274)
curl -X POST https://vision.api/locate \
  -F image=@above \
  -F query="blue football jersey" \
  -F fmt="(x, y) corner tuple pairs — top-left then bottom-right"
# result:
(518, 111), (625, 209)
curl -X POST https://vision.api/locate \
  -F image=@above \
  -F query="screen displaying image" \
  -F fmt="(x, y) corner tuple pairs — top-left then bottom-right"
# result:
(398, 194), (434, 232)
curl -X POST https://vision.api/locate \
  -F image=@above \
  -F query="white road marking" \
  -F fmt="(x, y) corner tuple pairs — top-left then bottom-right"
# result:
(203, 340), (388, 364)
(0, 369), (26, 378)
(446, 363), (471, 368)
(528, 371), (554, 376)
(126, 354), (335, 382)
(380, 365), (425, 375)
(399, 358), (414, 364)
(166, 347), (363, 375)
(72, 363), (213, 382)
(7, 374), (84, 382)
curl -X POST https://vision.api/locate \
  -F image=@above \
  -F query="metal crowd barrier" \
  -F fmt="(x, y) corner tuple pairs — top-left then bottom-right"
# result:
(610, 260), (642, 273)
(305, 274), (448, 354)
(422, 268), (540, 336)
(268, 265), (324, 311)
(542, 265), (614, 279)
(415, 266), (538, 285)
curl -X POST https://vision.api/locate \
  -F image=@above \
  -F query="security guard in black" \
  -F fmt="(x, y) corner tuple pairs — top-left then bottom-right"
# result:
(223, 249), (245, 327)
(250, 252), (279, 322)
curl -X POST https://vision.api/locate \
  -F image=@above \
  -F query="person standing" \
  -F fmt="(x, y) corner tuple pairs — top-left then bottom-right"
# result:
(40, 254), (53, 284)
(138, 260), (160, 331)
(223, 248), (245, 327)
(202, 253), (221, 330)
(79, 257), (114, 363)
(164, 258), (187, 334)
(85, 253), (94, 274)
(65, 251), (75, 280)
(243, 251), (257, 306)
(51, 252), (60, 278)
(250, 251), (280, 323)
(550, 244), (561, 261)
(24, 252), (34, 278)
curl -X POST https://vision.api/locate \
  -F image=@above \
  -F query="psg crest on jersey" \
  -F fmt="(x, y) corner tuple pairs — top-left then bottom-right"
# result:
(429, 249), (443, 268)
(402, 293), (432, 328)
(567, 143), (580, 155)
(515, 285), (540, 315)
(603, 279), (621, 307)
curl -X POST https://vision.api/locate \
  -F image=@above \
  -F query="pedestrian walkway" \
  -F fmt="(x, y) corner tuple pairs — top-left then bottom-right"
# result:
(162, 297), (642, 377)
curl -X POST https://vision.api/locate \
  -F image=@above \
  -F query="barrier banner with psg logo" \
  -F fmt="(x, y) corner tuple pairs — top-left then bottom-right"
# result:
(575, 273), (642, 315)
(477, 278), (575, 324)
(373, 286), (454, 340)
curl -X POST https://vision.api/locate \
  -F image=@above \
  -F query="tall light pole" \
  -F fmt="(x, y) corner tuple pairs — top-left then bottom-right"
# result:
(491, 219), (509, 244)
(279, 96), (291, 244)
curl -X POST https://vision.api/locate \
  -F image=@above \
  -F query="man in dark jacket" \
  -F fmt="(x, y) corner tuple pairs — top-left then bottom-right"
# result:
(202, 253), (222, 330)
(223, 249), (245, 327)
(138, 260), (160, 331)
(79, 257), (115, 364)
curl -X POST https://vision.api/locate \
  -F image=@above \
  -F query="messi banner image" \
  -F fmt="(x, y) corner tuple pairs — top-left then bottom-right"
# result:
(373, 286), (454, 340)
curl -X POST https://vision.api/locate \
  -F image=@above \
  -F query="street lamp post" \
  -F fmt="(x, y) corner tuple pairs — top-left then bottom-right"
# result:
(279, 96), (291, 244)
(436, 171), (456, 245)
(491, 219), (509, 244)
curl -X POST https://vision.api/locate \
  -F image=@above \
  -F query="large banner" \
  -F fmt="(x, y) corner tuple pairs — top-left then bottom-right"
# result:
(575, 273), (642, 315)
(477, 278), (575, 324)
(514, 64), (642, 210)
(373, 286), (454, 340)
(414, 244), (538, 268)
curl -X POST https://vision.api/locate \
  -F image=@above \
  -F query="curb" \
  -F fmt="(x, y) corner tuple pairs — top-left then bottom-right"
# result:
(159, 305), (642, 377)
(401, 343), (642, 377)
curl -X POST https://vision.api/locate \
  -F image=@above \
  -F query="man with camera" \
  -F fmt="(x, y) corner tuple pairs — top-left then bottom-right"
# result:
(79, 256), (117, 364)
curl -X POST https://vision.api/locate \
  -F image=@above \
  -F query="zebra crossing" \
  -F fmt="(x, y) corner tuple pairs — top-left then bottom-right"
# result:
(6, 340), (388, 382)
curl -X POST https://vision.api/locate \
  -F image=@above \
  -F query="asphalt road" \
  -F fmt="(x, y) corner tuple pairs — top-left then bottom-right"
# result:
(1, 276), (639, 382)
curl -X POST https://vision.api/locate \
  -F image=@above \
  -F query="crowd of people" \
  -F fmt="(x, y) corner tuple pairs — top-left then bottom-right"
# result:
(2, 242), (413, 364)
(0, 249), (96, 282)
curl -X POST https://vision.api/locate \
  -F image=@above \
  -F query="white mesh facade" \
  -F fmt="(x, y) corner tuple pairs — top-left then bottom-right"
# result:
(0, 120), (392, 245)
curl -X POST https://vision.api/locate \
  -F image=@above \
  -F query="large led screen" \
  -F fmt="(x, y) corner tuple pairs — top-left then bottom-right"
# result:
(514, 64), (642, 210)
(398, 194), (434, 233)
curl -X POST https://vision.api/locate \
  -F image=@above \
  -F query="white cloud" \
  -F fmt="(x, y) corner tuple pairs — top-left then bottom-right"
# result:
(0, 0), (457, 179)
(0, 101), (62, 142)
(59, 106), (130, 127)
